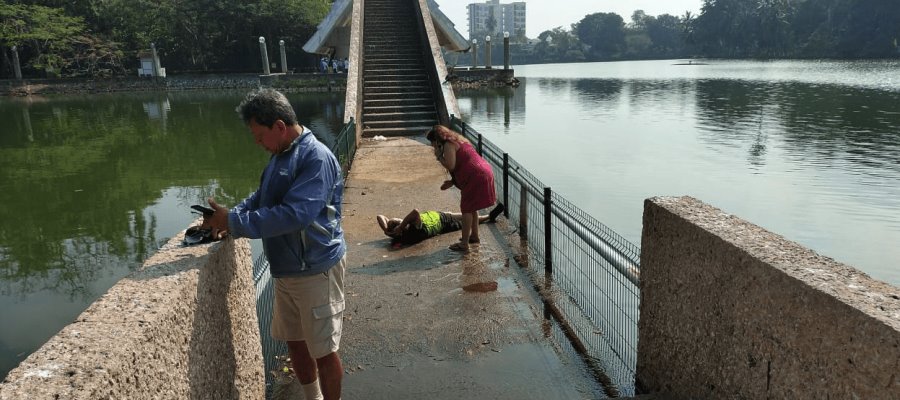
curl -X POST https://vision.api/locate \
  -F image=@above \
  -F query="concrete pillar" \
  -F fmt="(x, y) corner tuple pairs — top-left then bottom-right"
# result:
(150, 42), (161, 77)
(279, 40), (288, 73)
(485, 36), (492, 69)
(471, 39), (478, 69)
(503, 31), (510, 70)
(11, 45), (22, 80)
(259, 37), (270, 75)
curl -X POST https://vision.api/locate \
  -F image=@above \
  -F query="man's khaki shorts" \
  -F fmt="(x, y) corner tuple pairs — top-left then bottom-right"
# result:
(272, 255), (346, 359)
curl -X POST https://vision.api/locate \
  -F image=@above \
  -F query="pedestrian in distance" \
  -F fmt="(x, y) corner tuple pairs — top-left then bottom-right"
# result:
(426, 124), (500, 252)
(201, 88), (347, 400)
(377, 205), (504, 248)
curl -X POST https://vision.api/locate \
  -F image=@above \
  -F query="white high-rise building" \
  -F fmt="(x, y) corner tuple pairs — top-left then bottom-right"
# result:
(466, 0), (526, 41)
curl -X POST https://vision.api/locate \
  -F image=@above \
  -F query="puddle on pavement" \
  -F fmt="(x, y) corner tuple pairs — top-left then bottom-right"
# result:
(460, 277), (517, 294)
(462, 281), (498, 292)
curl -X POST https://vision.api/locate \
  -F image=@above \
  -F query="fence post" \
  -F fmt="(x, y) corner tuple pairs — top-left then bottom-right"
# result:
(279, 40), (288, 73)
(518, 186), (528, 238)
(502, 153), (509, 218)
(11, 46), (22, 80)
(485, 35), (492, 69)
(259, 37), (270, 75)
(544, 187), (552, 274)
(477, 133), (483, 156)
(503, 31), (510, 70)
(471, 39), (478, 69)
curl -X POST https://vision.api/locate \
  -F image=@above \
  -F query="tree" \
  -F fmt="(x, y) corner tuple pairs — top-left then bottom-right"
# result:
(646, 14), (683, 57)
(575, 12), (626, 59)
(0, 3), (86, 76)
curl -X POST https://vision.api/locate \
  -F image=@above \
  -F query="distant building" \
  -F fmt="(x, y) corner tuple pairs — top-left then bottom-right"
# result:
(466, 0), (526, 42)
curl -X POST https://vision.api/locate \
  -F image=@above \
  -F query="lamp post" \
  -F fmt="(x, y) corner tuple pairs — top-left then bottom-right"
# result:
(503, 31), (510, 70)
(485, 35), (492, 69)
(11, 45), (22, 80)
(279, 40), (288, 73)
(471, 39), (478, 69)
(259, 37), (270, 75)
(150, 42), (161, 77)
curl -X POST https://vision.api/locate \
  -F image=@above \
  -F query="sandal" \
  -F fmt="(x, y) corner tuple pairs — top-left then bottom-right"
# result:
(448, 242), (469, 252)
(468, 237), (480, 244)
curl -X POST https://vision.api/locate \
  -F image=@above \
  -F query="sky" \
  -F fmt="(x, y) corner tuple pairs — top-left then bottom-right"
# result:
(433, 0), (703, 39)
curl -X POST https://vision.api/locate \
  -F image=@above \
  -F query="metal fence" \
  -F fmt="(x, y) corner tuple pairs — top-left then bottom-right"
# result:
(332, 118), (357, 175)
(254, 119), (357, 398)
(451, 115), (642, 396)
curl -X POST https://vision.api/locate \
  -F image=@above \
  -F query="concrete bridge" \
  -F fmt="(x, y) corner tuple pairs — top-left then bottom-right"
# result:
(302, 0), (511, 137)
(2, 1), (899, 399)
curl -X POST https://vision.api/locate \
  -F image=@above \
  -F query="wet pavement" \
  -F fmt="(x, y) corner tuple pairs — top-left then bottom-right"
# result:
(274, 136), (608, 399)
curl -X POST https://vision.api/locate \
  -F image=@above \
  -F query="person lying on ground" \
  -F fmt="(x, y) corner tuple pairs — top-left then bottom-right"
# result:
(377, 204), (504, 247)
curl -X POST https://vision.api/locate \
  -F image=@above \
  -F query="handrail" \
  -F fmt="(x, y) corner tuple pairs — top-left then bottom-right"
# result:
(448, 114), (640, 394)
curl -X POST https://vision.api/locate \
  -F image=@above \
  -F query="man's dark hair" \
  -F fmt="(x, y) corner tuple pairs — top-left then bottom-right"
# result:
(235, 88), (298, 127)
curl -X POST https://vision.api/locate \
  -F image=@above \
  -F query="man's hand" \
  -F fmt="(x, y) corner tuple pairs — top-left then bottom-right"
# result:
(203, 197), (230, 240)
(440, 180), (453, 190)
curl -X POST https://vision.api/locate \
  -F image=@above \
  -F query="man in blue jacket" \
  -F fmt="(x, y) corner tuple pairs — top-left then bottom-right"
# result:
(203, 88), (346, 400)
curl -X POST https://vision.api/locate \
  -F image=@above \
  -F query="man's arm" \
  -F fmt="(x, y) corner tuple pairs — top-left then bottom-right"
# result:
(229, 152), (338, 239)
(394, 209), (421, 235)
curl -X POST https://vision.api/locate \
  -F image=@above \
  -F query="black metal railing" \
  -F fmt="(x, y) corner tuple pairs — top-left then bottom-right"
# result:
(331, 118), (357, 176)
(253, 252), (284, 399)
(451, 115), (641, 396)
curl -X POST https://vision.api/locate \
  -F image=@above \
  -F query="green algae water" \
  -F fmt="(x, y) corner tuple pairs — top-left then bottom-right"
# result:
(0, 89), (345, 378)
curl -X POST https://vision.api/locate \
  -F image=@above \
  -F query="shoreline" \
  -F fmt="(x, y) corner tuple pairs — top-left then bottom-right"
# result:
(0, 73), (348, 97)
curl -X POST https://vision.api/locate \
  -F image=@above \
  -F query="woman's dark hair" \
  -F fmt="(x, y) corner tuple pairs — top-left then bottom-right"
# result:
(235, 88), (298, 127)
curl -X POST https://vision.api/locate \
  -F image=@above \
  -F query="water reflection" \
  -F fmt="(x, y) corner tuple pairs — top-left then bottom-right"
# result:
(455, 61), (900, 289)
(0, 90), (345, 378)
(694, 80), (900, 174)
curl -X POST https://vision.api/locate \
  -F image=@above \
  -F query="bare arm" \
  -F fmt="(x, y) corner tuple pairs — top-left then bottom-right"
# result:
(439, 141), (458, 172)
(394, 209), (421, 235)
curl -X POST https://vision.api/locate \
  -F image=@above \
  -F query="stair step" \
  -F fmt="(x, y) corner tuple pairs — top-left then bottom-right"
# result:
(363, 118), (437, 129)
(364, 104), (436, 113)
(365, 78), (428, 85)
(363, 111), (436, 122)
(363, 95), (434, 104)
(362, 126), (434, 138)
(366, 86), (431, 94)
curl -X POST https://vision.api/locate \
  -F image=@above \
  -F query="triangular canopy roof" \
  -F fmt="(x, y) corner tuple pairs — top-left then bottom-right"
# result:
(302, 0), (470, 57)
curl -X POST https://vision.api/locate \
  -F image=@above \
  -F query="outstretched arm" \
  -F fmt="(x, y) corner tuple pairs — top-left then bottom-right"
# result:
(394, 209), (422, 235)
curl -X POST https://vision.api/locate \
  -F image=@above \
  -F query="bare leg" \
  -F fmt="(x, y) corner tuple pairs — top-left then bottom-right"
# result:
(287, 340), (318, 384)
(316, 352), (343, 400)
(458, 212), (473, 248)
(469, 213), (481, 243)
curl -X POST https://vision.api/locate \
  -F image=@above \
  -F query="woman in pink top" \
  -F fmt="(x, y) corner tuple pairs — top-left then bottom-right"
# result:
(426, 125), (496, 252)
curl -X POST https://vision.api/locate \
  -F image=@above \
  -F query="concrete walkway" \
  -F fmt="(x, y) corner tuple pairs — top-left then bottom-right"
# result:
(275, 136), (609, 399)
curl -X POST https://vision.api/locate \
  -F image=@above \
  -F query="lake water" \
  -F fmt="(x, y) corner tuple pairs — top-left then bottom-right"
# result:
(454, 59), (900, 289)
(0, 89), (345, 378)
(2, 59), (899, 380)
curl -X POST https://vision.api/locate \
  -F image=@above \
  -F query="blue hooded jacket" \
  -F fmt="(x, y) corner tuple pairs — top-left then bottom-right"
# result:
(227, 128), (346, 277)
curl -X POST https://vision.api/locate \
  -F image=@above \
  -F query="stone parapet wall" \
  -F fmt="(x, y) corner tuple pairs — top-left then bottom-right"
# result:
(0, 235), (264, 399)
(637, 196), (900, 399)
(0, 73), (346, 96)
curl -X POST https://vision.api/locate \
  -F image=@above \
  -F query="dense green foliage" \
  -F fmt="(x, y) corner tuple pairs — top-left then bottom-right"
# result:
(488, 0), (900, 64)
(3, 0), (898, 76)
(1, 0), (329, 78)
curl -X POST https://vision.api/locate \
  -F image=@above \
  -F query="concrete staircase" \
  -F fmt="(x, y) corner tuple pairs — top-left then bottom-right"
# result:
(362, 0), (439, 137)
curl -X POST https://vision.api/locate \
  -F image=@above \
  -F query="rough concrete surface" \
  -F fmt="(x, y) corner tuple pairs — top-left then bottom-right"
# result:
(0, 235), (264, 399)
(271, 137), (607, 399)
(638, 196), (900, 400)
